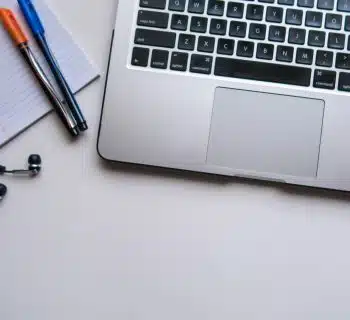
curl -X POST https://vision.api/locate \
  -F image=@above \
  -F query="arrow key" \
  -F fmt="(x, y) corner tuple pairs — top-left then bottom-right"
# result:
(131, 47), (150, 67)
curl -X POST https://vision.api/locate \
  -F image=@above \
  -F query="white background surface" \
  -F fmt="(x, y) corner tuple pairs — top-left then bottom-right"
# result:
(1, 0), (350, 319)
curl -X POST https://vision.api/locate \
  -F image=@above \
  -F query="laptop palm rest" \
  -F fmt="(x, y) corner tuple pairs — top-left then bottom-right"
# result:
(207, 88), (325, 178)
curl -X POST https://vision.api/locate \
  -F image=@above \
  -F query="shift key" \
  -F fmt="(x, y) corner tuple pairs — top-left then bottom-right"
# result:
(135, 28), (176, 48)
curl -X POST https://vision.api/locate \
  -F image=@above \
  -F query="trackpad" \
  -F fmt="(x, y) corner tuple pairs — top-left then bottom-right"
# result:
(207, 88), (324, 177)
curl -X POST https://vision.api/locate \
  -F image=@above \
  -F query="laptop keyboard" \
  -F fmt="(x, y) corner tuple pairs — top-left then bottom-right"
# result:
(131, 0), (350, 91)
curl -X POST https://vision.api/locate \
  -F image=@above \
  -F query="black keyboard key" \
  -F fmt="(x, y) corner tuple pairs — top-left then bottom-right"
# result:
(249, 23), (266, 39)
(305, 11), (323, 27)
(170, 52), (188, 71)
(214, 57), (311, 86)
(317, 0), (334, 9)
(286, 9), (303, 24)
(237, 40), (255, 57)
(227, 2), (244, 18)
(337, 0), (350, 11)
(278, 0), (295, 5)
(345, 16), (350, 30)
(348, 35), (350, 49)
(171, 14), (188, 30)
(316, 50), (333, 67)
(131, 47), (149, 66)
(269, 26), (286, 42)
(259, 0), (274, 3)
(276, 45), (294, 62)
(288, 28), (306, 44)
(190, 54), (213, 74)
(298, 0), (315, 7)
(190, 17), (208, 32)
(197, 36), (215, 52)
(257, 43), (274, 60)
(266, 7), (284, 22)
(338, 72), (350, 91)
(325, 13), (342, 29)
(246, 4), (264, 20)
(210, 19), (227, 35)
(188, 0), (205, 13)
(229, 21), (247, 37)
(217, 38), (235, 55)
(169, 0), (186, 11)
(296, 48), (314, 64)
(328, 32), (345, 49)
(151, 49), (169, 69)
(178, 33), (196, 50)
(135, 28), (176, 48)
(313, 69), (336, 89)
(308, 30), (326, 46)
(207, 0), (225, 16)
(336, 52), (350, 69)
(140, 0), (166, 9)
(137, 10), (169, 29)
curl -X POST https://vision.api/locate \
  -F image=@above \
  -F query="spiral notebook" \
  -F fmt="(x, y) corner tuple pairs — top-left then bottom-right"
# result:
(0, 0), (99, 146)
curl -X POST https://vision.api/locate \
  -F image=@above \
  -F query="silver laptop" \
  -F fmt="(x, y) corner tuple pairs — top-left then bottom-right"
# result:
(98, 0), (350, 191)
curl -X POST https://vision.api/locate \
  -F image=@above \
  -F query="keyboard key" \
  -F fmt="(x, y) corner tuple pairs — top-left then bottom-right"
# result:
(140, 0), (166, 9)
(170, 52), (188, 71)
(190, 54), (213, 74)
(336, 53), (350, 69)
(214, 58), (311, 86)
(131, 47), (149, 66)
(313, 69), (336, 89)
(171, 14), (188, 30)
(259, 0), (274, 3)
(317, 0), (334, 9)
(227, 2), (244, 18)
(246, 4), (264, 20)
(296, 48), (314, 64)
(188, 0), (205, 13)
(316, 50), (333, 67)
(338, 72), (350, 91)
(269, 26), (286, 42)
(190, 17), (208, 32)
(337, 0), (350, 11)
(276, 45), (294, 62)
(207, 0), (225, 16)
(217, 38), (235, 55)
(229, 21), (247, 37)
(237, 40), (255, 57)
(308, 30), (326, 46)
(325, 13), (342, 29)
(288, 28), (306, 44)
(305, 11), (323, 27)
(249, 23), (266, 40)
(197, 36), (215, 52)
(169, 0), (186, 11)
(298, 0), (315, 7)
(348, 35), (350, 49)
(137, 10), (169, 29)
(151, 49), (169, 69)
(278, 0), (294, 5)
(257, 43), (274, 59)
(135, 29), (176, 48)
(210, 19), (227, 35)
(178, 34), (196, 50)
(328, 32), (345, 49)
(345, 16), (350, 30)
(286, 9), (303, 24)
(266, 6), (284, 22)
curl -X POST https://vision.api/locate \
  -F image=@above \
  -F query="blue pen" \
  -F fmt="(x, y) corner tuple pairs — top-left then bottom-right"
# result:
(18, 0), (88, 131)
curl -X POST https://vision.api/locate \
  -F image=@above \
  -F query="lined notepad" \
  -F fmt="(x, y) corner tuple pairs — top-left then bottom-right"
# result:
(0, 0), (99, 145)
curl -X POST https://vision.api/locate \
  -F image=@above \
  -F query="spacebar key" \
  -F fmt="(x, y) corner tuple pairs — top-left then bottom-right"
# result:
(214, 58), (311, 87)
(135, 28), (176, 48)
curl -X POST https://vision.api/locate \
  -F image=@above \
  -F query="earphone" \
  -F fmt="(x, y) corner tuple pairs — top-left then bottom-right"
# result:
(0, 154), (42, 201)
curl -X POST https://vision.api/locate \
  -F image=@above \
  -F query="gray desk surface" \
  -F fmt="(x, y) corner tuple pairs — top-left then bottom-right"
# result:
(1, 0), (350, 319)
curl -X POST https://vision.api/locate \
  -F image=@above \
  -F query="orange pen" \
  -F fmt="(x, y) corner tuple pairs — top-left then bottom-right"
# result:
(0, 8), (79, 136)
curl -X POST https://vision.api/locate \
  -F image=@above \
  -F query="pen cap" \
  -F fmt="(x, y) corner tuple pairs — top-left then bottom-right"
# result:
(0, 8), (28, 45)
(17, 0), (44, 37)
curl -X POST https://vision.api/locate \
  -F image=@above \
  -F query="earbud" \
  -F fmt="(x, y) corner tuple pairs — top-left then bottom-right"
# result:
(0, 184), (7, 201)
(0, 154), (42, 176)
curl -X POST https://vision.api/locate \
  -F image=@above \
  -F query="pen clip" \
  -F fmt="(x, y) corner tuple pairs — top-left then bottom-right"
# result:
(0, 8), (28, 46)
(17, 0), (45, 37)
